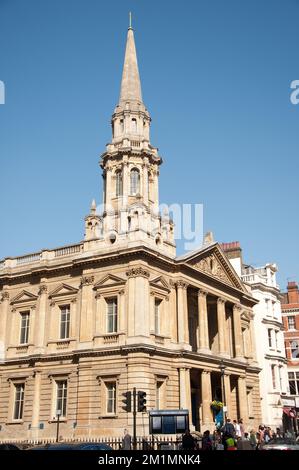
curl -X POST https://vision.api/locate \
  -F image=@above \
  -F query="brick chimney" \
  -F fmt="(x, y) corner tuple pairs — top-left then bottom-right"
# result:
(220, 241), (242, 276)
(287, 281), (299, 304)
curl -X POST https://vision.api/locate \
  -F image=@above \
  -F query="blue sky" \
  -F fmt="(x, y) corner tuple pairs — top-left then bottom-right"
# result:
(0, 0), (298, 288)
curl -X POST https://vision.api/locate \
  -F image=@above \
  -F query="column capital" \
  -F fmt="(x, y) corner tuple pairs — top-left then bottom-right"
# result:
(38, 285), (48, 295)
(1, 291), (10, 301)
(217, 297), (226, 306)
(202, 369), (211, 375)
(80, 275), (94, 287)
(126, 267), (150, 279)
(198, 288), (208, 298)
(233, 303), (242, 312)
(175, 280), (188, 290)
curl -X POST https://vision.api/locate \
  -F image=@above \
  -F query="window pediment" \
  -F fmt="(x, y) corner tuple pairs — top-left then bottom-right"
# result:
(48, 283), (79, 299)
(94, 274), (126, 290)
(10, 290), (38, 305)
(150, 276), (171, 294)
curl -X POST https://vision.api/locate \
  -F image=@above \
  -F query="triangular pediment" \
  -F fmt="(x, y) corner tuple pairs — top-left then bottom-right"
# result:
(94, 274), (126, 289)
(49, 283), (79, 298)
(150, 276), (170, 292)
(179, 244), (245, 291)
(11, 290), (38, 304)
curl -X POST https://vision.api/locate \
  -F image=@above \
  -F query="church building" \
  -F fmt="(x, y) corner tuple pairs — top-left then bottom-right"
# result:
(0, 24), (261, 441)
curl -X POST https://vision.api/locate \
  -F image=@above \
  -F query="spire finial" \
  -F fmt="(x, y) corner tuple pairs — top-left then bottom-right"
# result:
(129, 11), (132, 29)
(90, 199), (96, 214)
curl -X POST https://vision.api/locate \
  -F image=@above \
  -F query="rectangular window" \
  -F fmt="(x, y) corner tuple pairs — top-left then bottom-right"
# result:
(107, 298), (118, 333)
(291, 341), (299, 359)
(279, 367), (283, 391)
(275, 331), (279, 350)
(60, 305), (70, 339)
(56, 380), (67, 417)
(271, 365), (276, 389)
(288, 372), (299, 395)
(13, 383), (25, 420)
(268, 329), (272, 348)
(106, 382), (116, 414)
(247, 388), (253, 418)
(20, 311), (30, 344)
(156, 381), (163, 409)
(288, 316), (295, 330)
(154, 299), (161, 335)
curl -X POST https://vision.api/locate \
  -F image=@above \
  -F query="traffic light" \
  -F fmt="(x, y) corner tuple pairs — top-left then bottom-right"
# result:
(122, 391), (132, 412)
(137, 390), (147, 412)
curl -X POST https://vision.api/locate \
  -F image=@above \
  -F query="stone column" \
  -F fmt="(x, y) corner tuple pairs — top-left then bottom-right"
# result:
(105, 166), (113, 208)
(149, 292), (155, 334)
(176, 281), (189, 347)
(70, 299), (77, 339)
(0, 290), (10, 361)
(223, 373), (232, 418)
(126, 267), (150, 339)
(142, 160), (149, 206)
(217, 298), (228, 356)
(153, 169), (159, 209)
(123, 160), (129, 204)
(118, 290), (125, 334)
(197, 289), (210, 353)
(79, 275), (94, 344)
(201, 370), (213, 429)
(248, 314), (256, 360)
(179, 368), (192, 427)
(36, 284), (47, 353)
(233, 304), (243, 359)
(237, 376), (248, 422)
(31, 370), (42, 439)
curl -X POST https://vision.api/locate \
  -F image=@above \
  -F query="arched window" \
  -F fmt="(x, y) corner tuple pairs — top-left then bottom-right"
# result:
(131, 118), (137, 133)
(130, 168), (140, 195)
(120, 119), (124, 133)
(115, 170), (123, 197)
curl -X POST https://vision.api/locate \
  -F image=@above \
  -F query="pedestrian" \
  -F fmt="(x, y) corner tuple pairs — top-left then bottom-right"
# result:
(122, 428), (132, 450)
(182, 429), (196, 450)
(202, 430), (213, 450)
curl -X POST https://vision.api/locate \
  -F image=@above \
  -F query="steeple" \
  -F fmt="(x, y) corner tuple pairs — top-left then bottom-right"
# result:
(119, 26), (143, 105)
(90, 20), (176, 258)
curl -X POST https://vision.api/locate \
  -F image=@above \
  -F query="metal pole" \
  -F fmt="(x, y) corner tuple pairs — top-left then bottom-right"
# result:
(221, 363), (227, 423)
(56, 413), (60, 442)
(133, 387), (137, 450)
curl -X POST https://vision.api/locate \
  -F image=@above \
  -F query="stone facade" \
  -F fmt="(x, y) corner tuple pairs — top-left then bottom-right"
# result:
(0, 26), (261, 442)
(222, 242), (288, 429)
(281, 282), (299, 432)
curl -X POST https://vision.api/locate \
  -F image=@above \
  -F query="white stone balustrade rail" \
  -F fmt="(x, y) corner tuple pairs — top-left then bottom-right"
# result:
(0, 243), (83, 270)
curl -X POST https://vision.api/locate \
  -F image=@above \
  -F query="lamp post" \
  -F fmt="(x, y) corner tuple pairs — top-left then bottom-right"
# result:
(56, 409), (61, 442)
(220, 361), (227, 424)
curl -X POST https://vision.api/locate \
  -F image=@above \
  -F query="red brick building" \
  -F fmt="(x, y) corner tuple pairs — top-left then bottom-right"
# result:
(281, 282), (299, 432)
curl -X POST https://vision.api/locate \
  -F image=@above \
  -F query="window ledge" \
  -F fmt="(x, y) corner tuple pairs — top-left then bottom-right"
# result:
(6, 420), (24, 425)
(48, 418), (67, 424)
(98, 414), (118, 419)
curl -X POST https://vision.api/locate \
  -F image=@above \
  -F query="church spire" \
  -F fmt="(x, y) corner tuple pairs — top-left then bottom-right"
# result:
(119, 22), (143, 104)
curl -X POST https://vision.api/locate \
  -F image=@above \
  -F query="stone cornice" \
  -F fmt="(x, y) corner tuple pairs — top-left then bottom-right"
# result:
(264, 353), (288, 363)
(247, 282), (281, 297)
(0, 344), (261, 375)
(262, 318), (284, 329)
